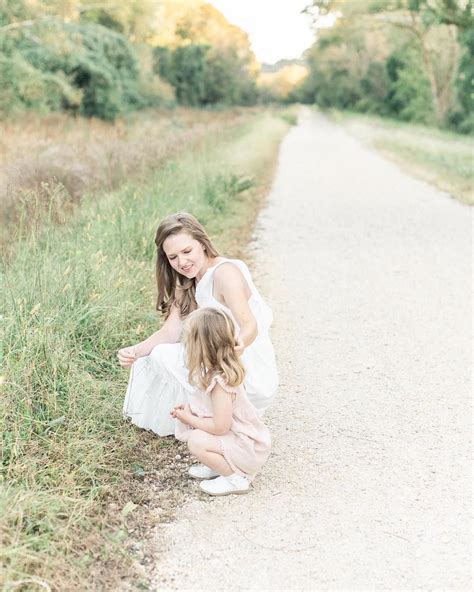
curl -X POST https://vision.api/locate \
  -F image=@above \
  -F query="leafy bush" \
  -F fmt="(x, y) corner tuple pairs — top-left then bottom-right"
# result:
(154, 45), (205, 105)
(387, 48), (434, 124)
(203, 173), (254, 212)
(135, 44), (175, 107)
(0, 51), (81, 114)
(153, 44), (257, 107)
(357, 62), (391, 115)
(0, 20), (158, 119)
(203, 47), (257, 106)
(448, 28), (474, 134)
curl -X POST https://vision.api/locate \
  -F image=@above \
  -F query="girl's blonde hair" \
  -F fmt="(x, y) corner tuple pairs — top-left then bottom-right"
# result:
(154, 212), (219, 319)
(182, 308), (245, 391)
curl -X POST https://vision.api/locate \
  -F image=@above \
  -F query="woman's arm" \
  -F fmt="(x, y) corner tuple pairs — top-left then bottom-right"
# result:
(136, 302), (183, 355)
(117, 302), (183, 367)
(173, 383), (233, 436)
(213, 263), (258, 350)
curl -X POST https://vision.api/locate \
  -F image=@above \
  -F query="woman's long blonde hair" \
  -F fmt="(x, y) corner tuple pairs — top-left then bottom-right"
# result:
(154, 212), (219, 319)
(182, 308), (245, 391)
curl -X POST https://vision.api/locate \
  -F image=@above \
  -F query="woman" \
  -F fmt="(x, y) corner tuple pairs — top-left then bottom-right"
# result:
(118, 212), (278, 436)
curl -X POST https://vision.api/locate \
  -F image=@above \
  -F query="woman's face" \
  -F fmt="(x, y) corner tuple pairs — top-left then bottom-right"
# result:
(162, 231), (208, 279)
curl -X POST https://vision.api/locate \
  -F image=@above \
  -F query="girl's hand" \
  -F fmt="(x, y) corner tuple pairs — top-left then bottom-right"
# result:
(234, 336), (245, 356)
(117, 346), (137, 368)
(170, 403), (185, 418)
(174, 403), (193, 424)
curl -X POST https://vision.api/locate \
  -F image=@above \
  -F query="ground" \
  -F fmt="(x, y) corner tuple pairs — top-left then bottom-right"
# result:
(145, 108), (471, 590)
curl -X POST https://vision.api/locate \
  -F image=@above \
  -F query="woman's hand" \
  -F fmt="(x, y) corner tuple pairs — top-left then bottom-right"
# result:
(234, 336), (245, 356)
(118, 301), (184, 368)
(117, 346), (137, 368)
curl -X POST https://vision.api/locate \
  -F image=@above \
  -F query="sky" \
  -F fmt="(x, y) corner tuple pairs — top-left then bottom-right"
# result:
(208, 0), (316, 64)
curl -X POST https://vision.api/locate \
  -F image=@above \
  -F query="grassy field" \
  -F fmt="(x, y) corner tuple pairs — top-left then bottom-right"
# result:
(0, 107), (293, 591)
(0, 108), (259, 246)
(329, 111), (473, 206)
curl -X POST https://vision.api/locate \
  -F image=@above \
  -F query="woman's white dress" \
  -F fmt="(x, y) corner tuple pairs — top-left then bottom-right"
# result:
(122, 259), (278, 436)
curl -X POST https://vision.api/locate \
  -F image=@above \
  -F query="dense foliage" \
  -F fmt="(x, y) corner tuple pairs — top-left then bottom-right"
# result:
(0, 0), (259, 119)
(2, 21), (146, 120)
(154, 44), (258, 106)
(449, 27), (474, 133)
(295, 0), (473, 133)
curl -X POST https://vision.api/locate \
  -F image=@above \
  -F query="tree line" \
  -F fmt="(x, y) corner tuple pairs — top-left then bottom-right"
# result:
(1, 0), (472, 134)
(0, 0), (259, 120)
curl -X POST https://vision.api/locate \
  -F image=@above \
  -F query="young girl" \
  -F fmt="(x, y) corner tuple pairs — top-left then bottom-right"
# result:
(171, 307), (271, 496)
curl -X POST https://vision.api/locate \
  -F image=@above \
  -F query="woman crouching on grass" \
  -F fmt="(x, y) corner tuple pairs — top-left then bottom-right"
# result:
(171, 307), (271, 496)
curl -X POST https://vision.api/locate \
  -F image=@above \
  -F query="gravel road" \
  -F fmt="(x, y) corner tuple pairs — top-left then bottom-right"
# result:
(150, 108), (472, 590)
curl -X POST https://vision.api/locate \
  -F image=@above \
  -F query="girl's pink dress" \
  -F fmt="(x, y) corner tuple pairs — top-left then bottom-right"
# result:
(175, 374), (271, 481)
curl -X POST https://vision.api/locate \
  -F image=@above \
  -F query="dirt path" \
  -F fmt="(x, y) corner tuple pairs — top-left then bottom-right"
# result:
(150, 108), (472, 590)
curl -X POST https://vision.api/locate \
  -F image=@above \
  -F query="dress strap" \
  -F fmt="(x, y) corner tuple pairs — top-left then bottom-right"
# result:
(206, 374), (239, 395)
(196, 258), (229, 290)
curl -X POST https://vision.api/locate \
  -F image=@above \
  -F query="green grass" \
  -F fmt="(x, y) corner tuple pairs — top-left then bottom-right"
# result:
(0, 109), (289, 590)
(278, 105), (299, 126)
(329, 110), (474, 205)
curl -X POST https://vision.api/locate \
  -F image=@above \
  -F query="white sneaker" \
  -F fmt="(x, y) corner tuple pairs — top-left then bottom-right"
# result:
(199, 473), (250, 496)
(188, 464), (219, 480)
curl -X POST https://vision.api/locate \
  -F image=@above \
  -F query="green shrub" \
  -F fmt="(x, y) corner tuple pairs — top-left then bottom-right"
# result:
(357, 62), (391, 115)
(203, 173), (254, 212)
(448, 28), (474, 134)
(135, 44), (176, 107)
(387, 48), (434, 125)
(0, 52), (81, 114)
(153, 44), (257, 107)
(0, 20), (149, 119)
(154, 44), (209, 106)
(202, 47), (257, 106)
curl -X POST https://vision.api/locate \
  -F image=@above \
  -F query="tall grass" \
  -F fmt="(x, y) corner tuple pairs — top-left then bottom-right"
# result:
(1, 109), (289, 590)
(0, 108), (256, 244)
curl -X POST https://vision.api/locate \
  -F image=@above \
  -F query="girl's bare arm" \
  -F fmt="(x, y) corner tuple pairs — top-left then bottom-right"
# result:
(174, 383), (233, 436)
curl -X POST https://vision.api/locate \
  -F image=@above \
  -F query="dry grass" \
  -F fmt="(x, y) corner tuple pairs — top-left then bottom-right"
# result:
(0, 108), (258, 242)
(330, 110), (474, 206)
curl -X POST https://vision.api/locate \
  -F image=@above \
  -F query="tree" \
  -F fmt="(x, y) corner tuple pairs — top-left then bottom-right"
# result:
(0, 0), (160, 41)
(303, 0), (470, 125)
(151, 2), (259, 107)
(259, 63), (309, 103)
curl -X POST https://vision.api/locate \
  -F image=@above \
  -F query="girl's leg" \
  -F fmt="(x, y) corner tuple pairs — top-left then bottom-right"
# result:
(187, 430), (232, 476)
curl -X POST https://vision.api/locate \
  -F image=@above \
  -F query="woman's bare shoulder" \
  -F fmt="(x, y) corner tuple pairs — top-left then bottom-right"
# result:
(213, 261), (250, 299)
(213, 261), (246, 285)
